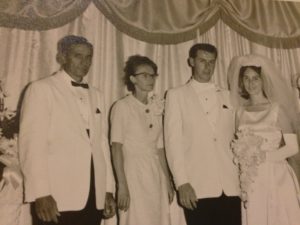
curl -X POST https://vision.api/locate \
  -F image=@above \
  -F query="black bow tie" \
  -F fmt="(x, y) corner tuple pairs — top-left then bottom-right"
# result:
(71, 81), (89, 89)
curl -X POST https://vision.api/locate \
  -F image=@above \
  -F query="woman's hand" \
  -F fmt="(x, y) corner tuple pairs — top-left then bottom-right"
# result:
(117, 183), (130, 211)
(103, 192), (116, 218)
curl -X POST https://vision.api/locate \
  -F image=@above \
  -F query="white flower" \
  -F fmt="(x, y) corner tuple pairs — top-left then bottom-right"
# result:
(0, 108), (16, 120)
(0, 137), (18, 168)
(148, 94), (165, 116)
(231, 128), (266, 205)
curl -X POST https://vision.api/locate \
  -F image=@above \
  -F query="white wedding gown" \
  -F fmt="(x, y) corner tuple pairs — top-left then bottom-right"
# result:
(236, 103), (300, 225)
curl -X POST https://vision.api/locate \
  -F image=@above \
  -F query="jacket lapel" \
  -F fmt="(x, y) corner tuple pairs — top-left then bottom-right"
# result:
(215, 88), (233, 128)
(215, 88), (224, 129)
(52, 72), (90, 142)
(185, 82), (216, 133)
(88, 88), (98, 143)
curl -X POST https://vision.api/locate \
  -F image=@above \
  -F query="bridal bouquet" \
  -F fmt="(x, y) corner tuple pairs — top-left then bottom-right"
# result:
(231, 128), (266, 206)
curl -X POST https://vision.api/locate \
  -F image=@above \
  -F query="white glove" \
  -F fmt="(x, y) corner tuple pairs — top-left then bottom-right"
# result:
(267, 133), (299, 162)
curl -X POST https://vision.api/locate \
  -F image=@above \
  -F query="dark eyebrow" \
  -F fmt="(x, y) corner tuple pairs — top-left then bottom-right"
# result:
(198, 58), (216, 63)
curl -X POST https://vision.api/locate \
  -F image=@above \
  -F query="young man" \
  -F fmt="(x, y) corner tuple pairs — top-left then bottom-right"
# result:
(164, 43), (241, 225)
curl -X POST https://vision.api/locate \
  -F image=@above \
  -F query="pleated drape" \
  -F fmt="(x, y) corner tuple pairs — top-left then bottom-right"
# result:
(1, 0), (300, 48)
(0, 3), (300, 225)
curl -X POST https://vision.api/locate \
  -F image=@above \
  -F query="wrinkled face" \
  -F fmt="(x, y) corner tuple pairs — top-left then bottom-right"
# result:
(189, 50), (216, 82)
(130, 64), (157, 93)
(242, 67), (263, 96)
(62, 44), (93, 82)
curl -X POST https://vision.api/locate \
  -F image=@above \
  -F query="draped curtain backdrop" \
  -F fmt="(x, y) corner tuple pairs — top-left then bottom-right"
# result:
(0, 1), (300, 225)
(1, 0), (300, 48)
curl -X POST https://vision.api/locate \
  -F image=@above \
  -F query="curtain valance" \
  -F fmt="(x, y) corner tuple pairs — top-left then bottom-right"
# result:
(1, 0), (300, 48)
(0, 0), (91, 30)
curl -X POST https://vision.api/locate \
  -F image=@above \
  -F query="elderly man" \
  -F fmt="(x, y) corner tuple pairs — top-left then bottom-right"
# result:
(19, 35), (115, 225)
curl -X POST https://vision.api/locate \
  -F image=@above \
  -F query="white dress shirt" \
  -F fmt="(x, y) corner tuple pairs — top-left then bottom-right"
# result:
(61, 70), (91, 130)
(191, 79), (218, 131)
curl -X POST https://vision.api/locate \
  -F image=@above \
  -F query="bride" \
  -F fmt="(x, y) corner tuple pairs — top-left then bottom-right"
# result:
(228, 54), (300, 225)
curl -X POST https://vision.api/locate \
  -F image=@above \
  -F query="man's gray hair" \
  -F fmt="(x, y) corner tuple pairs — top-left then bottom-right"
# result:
(56, 35), (93, 65)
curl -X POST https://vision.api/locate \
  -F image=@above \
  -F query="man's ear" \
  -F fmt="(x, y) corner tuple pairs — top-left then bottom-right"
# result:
(188, 57), (194, 67)
(56, 53), (67, 66)
(129, 75), (136, 84)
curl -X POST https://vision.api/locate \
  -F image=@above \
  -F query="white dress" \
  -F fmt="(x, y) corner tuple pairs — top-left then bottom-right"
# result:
(110, 94), (170, 225)
(236, 103), (300, 225)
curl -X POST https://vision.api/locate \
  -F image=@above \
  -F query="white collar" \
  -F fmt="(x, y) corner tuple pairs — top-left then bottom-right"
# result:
(60, 69), (88, 86)
(190, 78), (216, 92)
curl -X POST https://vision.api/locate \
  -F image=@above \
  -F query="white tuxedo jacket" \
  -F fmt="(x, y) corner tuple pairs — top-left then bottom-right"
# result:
(19, 71), (115, 211)
(164, 81), (240, 199)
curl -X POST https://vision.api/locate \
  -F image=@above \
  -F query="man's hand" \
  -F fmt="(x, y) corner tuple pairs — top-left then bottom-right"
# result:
(178, 183), (197, 210)
(103, 192), (116, 218)
(35, 195), (60, 223)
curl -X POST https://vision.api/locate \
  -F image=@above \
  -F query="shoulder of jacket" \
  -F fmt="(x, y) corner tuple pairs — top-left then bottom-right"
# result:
(216, 86), (229, 93)
(28, 75), (55, 90)
(90, 85), (103, 95)
(167, 83), (189, 95)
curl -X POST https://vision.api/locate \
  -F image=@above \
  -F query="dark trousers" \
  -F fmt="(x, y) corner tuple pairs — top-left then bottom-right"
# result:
(32, 158), (103, 225)
(184, 193), (241, 225)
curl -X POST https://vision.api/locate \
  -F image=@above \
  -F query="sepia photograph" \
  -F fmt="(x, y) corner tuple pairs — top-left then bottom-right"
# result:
(0, 1), (300, 225)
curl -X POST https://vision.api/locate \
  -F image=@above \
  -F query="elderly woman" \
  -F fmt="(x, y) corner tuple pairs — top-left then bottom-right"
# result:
(110, 55), (174, 225)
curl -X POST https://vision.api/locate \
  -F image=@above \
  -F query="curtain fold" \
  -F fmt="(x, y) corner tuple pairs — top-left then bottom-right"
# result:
(94, 0), (300, 47)
(1, 0), (300, 48)
(0, 0), (91, 30)
(220, 0), (300, 48)
(93, 0), (220, 44)
(1, 3), (300, 117)
(1, 3), (300, 224)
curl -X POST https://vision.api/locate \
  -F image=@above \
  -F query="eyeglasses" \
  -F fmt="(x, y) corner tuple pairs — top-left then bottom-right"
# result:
(133, 72), (158, 79)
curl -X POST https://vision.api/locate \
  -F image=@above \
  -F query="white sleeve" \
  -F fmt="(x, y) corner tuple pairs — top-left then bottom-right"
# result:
(110, 100), (127, 145)
(18, 82), (52, 202)
(267, 133), (299, 162)
(98, 92), (115, 193)
(277, 105), (294, 133)
(164, 90), (188, 188)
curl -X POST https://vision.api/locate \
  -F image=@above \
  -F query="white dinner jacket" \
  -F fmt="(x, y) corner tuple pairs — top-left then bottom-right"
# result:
(164, 81), (240, 199)
(19, 71), (115, 211)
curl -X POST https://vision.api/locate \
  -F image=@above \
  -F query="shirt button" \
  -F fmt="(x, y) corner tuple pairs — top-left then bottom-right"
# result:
(145, 109), (150, 113)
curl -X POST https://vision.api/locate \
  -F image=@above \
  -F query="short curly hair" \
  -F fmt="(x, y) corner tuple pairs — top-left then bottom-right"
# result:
(123, 55), (158, 93)
(56, 35), (93, 65)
